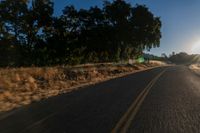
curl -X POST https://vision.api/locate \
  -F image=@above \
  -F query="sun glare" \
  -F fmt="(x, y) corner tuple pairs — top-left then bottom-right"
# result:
(191, 41), (200, 54)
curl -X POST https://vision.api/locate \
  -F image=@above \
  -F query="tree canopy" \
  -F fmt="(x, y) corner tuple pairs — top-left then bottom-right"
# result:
(0, 0), (162, 66)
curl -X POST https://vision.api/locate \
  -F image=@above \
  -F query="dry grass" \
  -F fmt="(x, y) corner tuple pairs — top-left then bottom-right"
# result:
(189, 64), (200, 74)
(0, 61), (166, 112)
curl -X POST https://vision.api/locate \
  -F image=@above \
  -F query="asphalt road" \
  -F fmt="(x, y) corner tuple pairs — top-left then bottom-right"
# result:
(0, 65), (200, 133)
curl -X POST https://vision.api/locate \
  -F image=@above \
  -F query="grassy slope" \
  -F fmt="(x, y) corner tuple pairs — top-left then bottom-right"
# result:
(0, 61), (166, 112)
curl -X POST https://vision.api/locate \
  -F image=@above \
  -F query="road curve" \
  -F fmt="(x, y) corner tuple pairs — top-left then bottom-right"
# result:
(0, 65), (200, 133)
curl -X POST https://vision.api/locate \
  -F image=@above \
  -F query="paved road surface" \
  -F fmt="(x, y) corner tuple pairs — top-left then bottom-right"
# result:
(0, 65), (200, 133)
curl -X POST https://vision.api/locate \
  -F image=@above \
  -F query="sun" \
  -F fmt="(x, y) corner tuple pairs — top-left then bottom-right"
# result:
(191, 41), (200, 54)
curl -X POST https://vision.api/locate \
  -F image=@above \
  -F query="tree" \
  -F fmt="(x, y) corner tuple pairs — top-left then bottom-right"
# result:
(169, 52), (190, 64)
(161, 53), (167, 58)
(131, 5), (161, 51)
(104, 0), (132, 60)
(24, 0), (54, 47)
(0, 0), (28, 44)
(0, 0), (29, 66)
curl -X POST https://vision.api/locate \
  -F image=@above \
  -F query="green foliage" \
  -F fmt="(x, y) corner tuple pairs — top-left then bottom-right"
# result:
(0, 0), (162, 67)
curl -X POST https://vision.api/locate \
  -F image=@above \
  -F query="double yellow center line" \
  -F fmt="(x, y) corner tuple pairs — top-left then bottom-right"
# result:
(111, 69), (166, 133)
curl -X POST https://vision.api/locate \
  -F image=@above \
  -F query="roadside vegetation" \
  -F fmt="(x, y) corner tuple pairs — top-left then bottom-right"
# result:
(0, 62), (166, 112)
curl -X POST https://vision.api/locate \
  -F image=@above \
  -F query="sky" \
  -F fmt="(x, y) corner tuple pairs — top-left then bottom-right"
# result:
(53, 0), (200, 56)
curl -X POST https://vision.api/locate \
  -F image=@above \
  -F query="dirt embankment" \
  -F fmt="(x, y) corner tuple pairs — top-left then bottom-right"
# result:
(0, 61), (166, 112)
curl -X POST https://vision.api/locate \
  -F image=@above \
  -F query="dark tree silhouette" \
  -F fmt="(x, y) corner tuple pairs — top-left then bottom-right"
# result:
(0, 0), (162, 66)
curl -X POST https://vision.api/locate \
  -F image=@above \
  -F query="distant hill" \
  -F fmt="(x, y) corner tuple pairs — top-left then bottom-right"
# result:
(169, 52), (200, 64)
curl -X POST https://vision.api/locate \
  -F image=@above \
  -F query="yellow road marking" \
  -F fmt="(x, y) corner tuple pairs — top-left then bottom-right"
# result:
(111, 69), (166, 133)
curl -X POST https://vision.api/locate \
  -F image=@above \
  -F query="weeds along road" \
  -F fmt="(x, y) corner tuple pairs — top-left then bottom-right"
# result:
(0, 65), (200, 133)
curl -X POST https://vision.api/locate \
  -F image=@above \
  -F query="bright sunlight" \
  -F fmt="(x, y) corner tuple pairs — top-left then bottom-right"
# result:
(191, 41), (200, 54)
